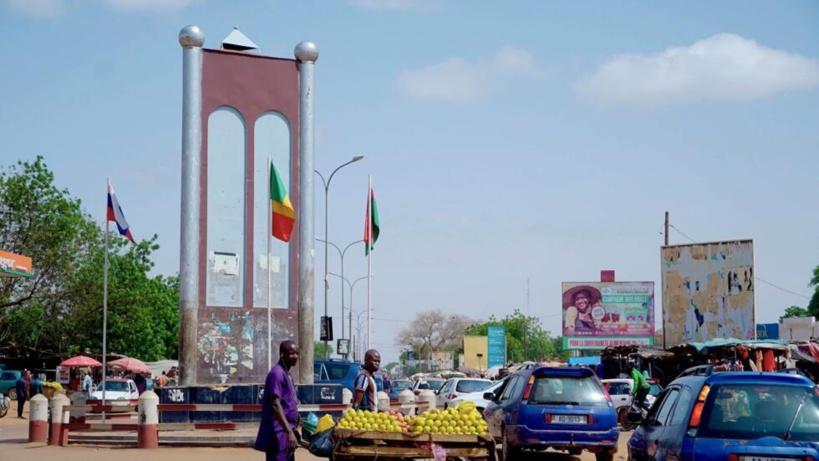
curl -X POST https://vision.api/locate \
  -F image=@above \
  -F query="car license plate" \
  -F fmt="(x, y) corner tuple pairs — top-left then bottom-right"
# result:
(741, 457), (794, 461)
(552, 415), (587, 424)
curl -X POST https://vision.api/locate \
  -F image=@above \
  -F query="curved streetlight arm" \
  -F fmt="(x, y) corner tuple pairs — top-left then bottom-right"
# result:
(316, 237), (342, 259)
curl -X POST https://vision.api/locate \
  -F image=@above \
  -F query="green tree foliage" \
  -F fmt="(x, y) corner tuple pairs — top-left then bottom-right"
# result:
(315, 341), (334, 359)
(0, 156), (179, 360)
(809, 265), (819, 319)
(780, 305), (810, 323)
(464, 310), (565, 362)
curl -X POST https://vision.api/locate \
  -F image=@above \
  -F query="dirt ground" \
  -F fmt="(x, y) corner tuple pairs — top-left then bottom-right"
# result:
(0, 405), (630, 460)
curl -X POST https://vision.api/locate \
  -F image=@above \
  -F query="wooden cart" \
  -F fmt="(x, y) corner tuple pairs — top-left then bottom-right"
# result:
(333, 428), (497, 461)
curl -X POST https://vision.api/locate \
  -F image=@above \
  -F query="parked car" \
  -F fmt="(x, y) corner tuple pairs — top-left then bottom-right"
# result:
(411, 377), (446, 395)
(448, 377), (509, 414)
(388, 379), (413, 400)
(627, 365), (819, 461)
(484, 366), (618, 461)
(314, 360), (383, 394)
(0, 370), (22, 400)
(436, 377), (493, 409)
(90, 378), (139, 400)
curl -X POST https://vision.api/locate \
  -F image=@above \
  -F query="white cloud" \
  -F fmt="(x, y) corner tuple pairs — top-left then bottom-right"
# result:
(574, 33), (819, 108)
(1, 0), (63, 19)
(102, 0), (201, 10)
(349, 0), (440, 12)
(398, 46), (551, 102)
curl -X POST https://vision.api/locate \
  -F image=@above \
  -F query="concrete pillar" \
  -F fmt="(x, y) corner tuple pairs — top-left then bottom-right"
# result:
(341, 388), (352, 406)
(28, 394), (48, 443)
(49, 394), (71, 446)
(417, 390), (436, 412)
(138, 391), (159, 449)
(69, 391), (87, 424)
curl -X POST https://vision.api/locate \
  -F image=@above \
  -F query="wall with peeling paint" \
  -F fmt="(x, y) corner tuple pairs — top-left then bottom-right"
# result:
(661, 240), (755, 347)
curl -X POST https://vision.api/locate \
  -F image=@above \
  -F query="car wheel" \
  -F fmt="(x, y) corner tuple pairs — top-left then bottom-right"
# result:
(568, 448), (582, 455)
(501, 427), (520, 461)
(595, 451), (614, 461)
(8, 388), (17, 401)
(618, 407), (636, 431)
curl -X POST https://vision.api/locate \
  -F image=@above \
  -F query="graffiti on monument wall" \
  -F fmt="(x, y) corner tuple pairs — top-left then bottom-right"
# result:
(661, 240), (754, 347)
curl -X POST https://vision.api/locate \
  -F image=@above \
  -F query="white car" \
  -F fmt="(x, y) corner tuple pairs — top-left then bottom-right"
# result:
(90, 378), (139, 401)
(443, 377), (507, 412)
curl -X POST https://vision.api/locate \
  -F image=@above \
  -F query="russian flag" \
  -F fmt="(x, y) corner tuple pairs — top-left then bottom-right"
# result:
(107, 180), (135, 244)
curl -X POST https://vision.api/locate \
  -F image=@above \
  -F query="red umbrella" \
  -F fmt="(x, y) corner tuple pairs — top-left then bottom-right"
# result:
(60, 355), (102, 367)
(109, 357), (151, 374)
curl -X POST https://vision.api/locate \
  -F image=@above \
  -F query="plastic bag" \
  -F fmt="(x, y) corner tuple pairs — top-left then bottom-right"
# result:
(316, 414), (335, 433)
(303, 412), (319, 435)
(308, 428), (335, 458)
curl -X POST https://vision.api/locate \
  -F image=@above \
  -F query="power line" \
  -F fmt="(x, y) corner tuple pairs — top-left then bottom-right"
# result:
(668, 223), (811, 300)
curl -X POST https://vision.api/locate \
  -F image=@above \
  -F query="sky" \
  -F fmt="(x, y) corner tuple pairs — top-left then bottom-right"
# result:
(1, 0), (818, 365)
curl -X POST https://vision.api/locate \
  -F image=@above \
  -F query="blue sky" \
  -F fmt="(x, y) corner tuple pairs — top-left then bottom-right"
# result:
(1, 0), (818, 364)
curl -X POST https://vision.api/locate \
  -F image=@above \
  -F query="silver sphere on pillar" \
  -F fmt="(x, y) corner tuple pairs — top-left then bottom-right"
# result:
(179, 25), (205, 48)
(294, 41), (319, 62)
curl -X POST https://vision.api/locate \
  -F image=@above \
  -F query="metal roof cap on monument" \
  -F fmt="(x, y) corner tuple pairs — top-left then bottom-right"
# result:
(221, 26), (260, 53)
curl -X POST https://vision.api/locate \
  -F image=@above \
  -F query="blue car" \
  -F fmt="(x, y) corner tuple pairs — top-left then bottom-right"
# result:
(484, 365), (619, 461)
(628, 365), (819, 461)
(314, 360), (383, 394)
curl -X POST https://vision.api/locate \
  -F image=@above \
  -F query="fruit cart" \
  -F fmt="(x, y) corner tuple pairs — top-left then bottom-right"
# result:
(332, 428), (497, 461)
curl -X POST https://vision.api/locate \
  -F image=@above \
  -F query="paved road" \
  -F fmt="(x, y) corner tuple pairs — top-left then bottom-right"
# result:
(0, 406), (630, 460)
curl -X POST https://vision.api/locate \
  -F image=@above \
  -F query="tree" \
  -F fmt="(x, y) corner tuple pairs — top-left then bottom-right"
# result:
(396, 310), (472, 370)
(384, 362), (399, 374)
(808, 265), (819, 319)
(464, 310), (557, 363)
(315, 341), (334, 359)
(780, 305), (810, 323)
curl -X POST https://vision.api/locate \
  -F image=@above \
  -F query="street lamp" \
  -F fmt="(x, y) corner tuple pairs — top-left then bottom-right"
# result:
(328, 272), (369, 360)
(315, 155), (364, 359)
(317, 237), (363, 358)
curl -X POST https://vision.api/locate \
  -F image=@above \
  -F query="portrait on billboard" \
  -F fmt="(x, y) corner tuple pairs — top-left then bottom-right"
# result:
(562, 282), (655, 347)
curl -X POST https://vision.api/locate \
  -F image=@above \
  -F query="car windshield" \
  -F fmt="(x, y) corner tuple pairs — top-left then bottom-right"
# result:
(314, 363), (351, 380)
(699, 384), (819, 442)
(0, 372), (17, 380)
(528, 375), (608, 406)
(456, 380), (492, 393)
(392, 380), (412, 391)
(99, 381), (129, 392)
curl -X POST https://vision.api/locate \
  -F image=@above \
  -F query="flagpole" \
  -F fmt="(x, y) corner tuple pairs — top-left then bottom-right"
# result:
(102, 179), (109, 423)
(267, 158), (272, 371)
(367, 175), (372, 351)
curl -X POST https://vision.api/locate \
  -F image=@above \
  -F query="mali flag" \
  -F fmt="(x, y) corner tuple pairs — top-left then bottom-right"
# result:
(364, 186), (380, 255)
(270, 162), (295, 242)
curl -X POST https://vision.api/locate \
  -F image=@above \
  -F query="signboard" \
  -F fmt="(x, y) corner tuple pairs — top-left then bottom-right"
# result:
(320, 316), (333, 341)
(0, 251), (32, 278)
(337, 339), (349, 355)
(661, 240), (754, 347)
(562, 281), (655, 350)
(487, 326), (506, 368)
(756, 323), (779, 340)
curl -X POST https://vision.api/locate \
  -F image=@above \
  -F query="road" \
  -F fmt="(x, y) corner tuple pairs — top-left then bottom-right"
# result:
(0, 406), (630, 460)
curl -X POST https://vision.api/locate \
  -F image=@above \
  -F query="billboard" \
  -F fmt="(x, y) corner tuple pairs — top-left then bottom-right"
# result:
(562, 282), (655, 350)
(661, 240), (754, 347)
(487, 326), (506, 367)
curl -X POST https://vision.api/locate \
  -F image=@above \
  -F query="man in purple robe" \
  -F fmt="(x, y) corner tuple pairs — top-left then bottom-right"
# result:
(255, 340), (300, 461)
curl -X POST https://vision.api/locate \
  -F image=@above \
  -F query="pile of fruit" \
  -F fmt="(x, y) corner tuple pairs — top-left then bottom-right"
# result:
(409, 402), (488, 435)
(335, 402), (488, 435)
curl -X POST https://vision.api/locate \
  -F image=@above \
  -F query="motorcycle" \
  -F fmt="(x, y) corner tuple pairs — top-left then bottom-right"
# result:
(0, 392), (9, 418)
(618, 395), (649, 431)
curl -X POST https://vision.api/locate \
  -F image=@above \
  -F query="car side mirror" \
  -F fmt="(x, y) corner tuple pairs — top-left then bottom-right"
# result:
(483, 392), (495, 401)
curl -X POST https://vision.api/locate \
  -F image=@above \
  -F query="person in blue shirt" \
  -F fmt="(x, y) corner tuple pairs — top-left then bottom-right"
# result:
(16, 374), (28, 419)
(352, 349), (381, 412)
(30, 374), (43, 397)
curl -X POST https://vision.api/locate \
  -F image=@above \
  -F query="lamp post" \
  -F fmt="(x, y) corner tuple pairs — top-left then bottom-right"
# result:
(328, 272), (369, 360)
(317, 238), (363, 358)
(315, 155), (364, 359)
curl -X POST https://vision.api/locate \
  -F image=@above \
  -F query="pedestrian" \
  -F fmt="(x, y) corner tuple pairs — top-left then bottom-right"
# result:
(157, 371), (169, 387)
(134, 373), (147, 395)
(30, 374), (43, 397)
(15, 374), (28, 419)
(82, 372), (93, 394)
(254, 340), (300, 461)
(352, 349), (381, 412)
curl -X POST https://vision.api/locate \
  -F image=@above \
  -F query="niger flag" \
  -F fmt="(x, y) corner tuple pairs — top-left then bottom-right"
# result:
(270, 162), (295, 242)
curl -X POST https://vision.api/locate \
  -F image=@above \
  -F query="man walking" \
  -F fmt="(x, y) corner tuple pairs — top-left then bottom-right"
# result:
(255, 340), (300, 461)
(352, 349), (381, 412)
(15, 373), (28, 419)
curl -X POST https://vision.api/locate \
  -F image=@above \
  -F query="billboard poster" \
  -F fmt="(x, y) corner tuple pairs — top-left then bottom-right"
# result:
(661, 240), (754, 347)
(487, 326), (506, 368)
(562, 281), (655, 350)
